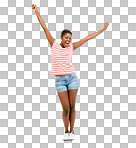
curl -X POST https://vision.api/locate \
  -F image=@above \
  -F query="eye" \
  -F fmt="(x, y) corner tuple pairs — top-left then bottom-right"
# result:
(65, 37), (71, 39)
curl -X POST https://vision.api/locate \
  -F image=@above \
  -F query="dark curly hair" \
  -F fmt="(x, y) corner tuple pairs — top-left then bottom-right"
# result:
(61, 29), (72, 37)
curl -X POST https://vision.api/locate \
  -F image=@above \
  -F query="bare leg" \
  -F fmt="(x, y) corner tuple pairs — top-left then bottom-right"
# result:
(57, 91), (70, 133)
(62, 110), (70, 133)
(69, 107), (76, 133)
(68, 89), (78, 133)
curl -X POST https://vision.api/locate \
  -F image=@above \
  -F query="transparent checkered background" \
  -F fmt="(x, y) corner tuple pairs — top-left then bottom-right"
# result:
(0, 0), (136, 148)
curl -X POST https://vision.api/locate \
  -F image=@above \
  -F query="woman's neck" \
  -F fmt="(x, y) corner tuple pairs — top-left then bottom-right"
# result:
(60, 43), (65, 48)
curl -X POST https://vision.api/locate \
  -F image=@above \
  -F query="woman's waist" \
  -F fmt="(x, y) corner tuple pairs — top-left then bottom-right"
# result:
(55, 72), (75, 77)
(55, 74), (69, 77)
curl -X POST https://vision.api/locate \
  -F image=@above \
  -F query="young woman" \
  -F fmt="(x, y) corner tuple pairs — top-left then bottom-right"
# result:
(32, 4), (109, 141)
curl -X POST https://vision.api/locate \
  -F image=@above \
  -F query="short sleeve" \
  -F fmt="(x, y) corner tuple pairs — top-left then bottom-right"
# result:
(71, 43), (73, 51)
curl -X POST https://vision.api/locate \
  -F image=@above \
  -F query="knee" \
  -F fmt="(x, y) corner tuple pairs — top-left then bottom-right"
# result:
(63, 108), (70, 116)
(70, 105), (75, 112)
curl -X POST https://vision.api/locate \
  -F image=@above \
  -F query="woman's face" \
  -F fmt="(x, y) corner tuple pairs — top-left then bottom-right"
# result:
(61, 33), (72, 48)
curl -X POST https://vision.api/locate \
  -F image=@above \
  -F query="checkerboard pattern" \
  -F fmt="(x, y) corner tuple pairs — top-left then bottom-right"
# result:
(0, 0), (136, 147)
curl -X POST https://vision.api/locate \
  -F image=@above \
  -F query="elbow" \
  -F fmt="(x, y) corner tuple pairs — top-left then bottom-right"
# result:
(87, 36), (95, 40)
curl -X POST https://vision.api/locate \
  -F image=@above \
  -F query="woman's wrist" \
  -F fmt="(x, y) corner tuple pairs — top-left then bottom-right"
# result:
(35, 9), (39, 15)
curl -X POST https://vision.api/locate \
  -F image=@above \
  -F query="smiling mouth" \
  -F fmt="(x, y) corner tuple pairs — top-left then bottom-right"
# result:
(65, 42), (69, 45)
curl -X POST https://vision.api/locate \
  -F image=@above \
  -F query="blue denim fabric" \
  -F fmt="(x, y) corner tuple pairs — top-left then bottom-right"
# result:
(55, 73), (79, 92)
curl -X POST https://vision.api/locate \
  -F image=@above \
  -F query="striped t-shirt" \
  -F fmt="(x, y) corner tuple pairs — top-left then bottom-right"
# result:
(51, 40), (75, 75)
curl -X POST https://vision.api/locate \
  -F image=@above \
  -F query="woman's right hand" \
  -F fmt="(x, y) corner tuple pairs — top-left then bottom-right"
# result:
(103, 22), (109, 30)
(32, 4), (38, 12)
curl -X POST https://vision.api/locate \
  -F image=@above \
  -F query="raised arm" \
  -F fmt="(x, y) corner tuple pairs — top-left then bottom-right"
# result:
(32, 4), (55, 47)
(73, 22), (109, 50)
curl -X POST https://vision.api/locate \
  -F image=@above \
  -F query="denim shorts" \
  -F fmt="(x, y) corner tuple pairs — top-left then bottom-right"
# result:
(55, 73), (79, 93)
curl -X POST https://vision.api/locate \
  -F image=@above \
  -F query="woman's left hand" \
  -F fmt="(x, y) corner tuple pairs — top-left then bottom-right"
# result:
(104, 22), (109, 30)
